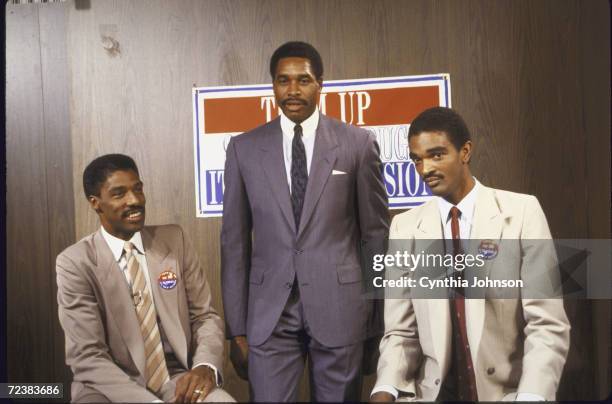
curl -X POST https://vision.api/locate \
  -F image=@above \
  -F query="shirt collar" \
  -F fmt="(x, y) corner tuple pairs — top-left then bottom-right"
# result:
(436, 177), (481, 224)
(280, 107), (319, 140)
(100, 226), (145, 262)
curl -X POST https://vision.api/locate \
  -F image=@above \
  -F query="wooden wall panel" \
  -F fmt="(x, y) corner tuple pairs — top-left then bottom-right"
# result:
(579, 0), (612, 398)
(6, 1), (75, 394)
(38, 3), (76, 388)
(6, 0), (610, 401)
(7, 4), (56, 382)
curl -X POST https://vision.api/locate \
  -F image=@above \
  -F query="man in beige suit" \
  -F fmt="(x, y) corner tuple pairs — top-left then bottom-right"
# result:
(56, 154), (234, 403)
(371, 108), (570, 402)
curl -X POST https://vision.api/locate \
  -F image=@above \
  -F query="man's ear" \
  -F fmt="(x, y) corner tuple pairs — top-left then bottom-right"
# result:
(88, 196), (102, 213)
(461, 141), (473, 164)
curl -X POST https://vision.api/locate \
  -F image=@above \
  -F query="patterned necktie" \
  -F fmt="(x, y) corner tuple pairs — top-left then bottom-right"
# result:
(449, 207), (478, 401)
(291, 124), (308, 231)
(124, 242), (169, 393)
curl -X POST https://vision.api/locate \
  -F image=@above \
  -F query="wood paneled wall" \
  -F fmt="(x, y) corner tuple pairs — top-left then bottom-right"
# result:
(6, 0), (75, 390)
(6, 0), (610, 401)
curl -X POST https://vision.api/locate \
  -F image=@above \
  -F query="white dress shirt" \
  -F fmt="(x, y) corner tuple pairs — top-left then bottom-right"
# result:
(371, 179), (544, 401)
(100, 227), (221, 393)
(280, 107), (319, 193)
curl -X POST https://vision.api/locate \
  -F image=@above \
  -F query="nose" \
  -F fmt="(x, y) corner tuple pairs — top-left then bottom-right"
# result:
(421, 159), (435, 176)
(126, 190), (143, 205)
(287, 79), (300, 96)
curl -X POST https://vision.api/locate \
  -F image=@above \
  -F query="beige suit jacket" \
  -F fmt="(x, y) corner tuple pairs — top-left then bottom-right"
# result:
(56, 224), (225, 403)
(375, 185), (570, 401)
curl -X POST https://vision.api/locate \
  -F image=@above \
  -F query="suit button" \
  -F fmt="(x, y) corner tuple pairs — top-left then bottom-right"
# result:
(285, 282), (293, 289)
(487, 367), (495, 375)
(294, 249), (303, 255)
(434, 378), (440, 385)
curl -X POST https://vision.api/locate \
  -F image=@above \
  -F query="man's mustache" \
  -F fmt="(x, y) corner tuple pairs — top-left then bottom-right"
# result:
(282, 98), (307, 106)
(423, 173), (443, 181)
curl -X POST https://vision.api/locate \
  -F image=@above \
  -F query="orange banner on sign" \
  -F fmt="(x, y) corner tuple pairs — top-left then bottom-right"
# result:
(203, 86), (439, 134)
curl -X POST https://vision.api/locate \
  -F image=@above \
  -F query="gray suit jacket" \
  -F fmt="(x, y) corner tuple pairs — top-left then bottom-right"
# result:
(56, 224), (225, 403)
(221, 113), (389, 348)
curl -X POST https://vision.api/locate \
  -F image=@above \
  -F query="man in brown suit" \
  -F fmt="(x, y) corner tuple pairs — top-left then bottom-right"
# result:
(56, 154), (233, 403)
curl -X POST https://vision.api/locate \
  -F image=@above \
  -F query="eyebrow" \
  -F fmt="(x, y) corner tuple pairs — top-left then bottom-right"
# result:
(425, 146), (448, 154)
(409, 146), (448, 160)
(108, 181), (142, 192)
(109, 186), (127, 193)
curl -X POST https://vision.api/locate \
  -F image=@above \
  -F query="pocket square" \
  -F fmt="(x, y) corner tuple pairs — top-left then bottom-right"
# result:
(332, 170), (347, 175)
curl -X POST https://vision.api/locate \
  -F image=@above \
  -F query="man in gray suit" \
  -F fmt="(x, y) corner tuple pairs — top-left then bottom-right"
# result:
(221, 41), (390, 402)
(56, 154), (234, 403)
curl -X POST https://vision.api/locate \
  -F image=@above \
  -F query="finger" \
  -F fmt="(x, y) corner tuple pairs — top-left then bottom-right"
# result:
(174, 375), (189, 403)
(196, 381), (213, 402)
(185, 376), (203, 403)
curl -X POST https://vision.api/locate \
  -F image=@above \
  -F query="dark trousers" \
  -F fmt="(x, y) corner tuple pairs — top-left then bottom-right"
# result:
(248, 283), (364, 402)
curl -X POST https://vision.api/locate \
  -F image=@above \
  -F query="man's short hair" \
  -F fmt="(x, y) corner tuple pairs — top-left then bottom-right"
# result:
(408, 107), (471, 150)
(269, 41), (323, 80)
(83, 154), (139, 198)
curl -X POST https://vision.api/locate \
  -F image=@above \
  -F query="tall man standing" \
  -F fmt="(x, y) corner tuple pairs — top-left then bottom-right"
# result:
(371, 107), (570, 402)
(221, 41), (389, 401)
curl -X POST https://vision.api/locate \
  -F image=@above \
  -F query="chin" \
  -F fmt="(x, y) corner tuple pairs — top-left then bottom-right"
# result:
(429, 187), (448, 198)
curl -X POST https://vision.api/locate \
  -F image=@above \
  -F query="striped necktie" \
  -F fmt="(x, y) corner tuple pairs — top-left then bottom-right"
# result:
(124, 242), (169, 393)
(291, 124), (308, 231)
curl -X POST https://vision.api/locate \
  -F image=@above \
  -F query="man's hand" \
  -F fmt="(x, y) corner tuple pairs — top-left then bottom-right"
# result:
(229, 335), (249, 380)
(370, 391), (395, 402)
(174, 366), (216, 403)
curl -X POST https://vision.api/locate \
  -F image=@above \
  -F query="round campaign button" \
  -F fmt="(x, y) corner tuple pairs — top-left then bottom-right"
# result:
(478, 239), (498, 260)
(158, 270), (178, 289)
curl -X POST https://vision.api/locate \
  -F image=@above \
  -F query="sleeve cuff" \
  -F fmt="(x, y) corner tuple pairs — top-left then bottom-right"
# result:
(193, 362), (222, 387)
(371, 384), (399, 399)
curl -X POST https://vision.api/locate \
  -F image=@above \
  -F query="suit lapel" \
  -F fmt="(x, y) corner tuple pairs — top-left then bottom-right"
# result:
(470, 186), (506, 241)
(466, 186), (508, 366)
(298, 116), (338, 238)
(93, 230), (146, 377)
(259, 119), (296, 233)
(141, 228), (187, 368)
(413, 202), (451, 373)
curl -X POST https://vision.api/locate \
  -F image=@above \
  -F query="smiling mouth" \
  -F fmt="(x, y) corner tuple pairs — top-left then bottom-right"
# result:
(124, 209), (144, 222)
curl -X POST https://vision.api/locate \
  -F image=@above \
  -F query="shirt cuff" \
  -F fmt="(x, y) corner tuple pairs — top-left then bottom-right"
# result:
(371, 384), (399, 399)
(193, 362), (221, 387)
(516, 392), (545, 401)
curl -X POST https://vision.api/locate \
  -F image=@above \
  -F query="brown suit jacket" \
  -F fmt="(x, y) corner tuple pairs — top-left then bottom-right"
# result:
(56, 224), (224, 402)
(375, 185), (570, 401)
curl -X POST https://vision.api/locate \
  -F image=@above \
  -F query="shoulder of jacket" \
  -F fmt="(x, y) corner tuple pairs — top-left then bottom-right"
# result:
(391, 199), (436, 228)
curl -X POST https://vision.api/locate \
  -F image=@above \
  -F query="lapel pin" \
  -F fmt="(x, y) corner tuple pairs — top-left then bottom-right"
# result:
(478, 239), (498, 260)
(158, 270), (178, 290)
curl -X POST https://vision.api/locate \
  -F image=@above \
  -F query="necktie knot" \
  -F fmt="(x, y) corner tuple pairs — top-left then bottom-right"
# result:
(450, 206), (461, 221)
(294, 124), (303, 137)
(123, 241), (135, 256)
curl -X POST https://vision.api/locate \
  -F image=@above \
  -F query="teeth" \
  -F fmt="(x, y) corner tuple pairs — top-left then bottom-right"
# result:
(127, 212), (142, 218)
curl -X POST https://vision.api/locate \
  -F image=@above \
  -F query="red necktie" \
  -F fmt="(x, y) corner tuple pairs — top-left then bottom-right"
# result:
(449, 206), (478, 401)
